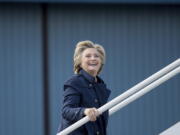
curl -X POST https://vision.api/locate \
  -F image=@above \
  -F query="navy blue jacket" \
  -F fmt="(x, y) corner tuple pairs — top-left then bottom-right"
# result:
(58, 69), (111, 135)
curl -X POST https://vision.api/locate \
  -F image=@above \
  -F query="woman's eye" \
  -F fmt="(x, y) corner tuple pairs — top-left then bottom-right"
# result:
(94, 55), (99, 58)
(85, 54), (99, 58)
(85, 55), (91, 58)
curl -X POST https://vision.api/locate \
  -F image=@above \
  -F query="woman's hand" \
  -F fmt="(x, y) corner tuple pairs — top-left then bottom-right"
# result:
(84, 108), (100, 121)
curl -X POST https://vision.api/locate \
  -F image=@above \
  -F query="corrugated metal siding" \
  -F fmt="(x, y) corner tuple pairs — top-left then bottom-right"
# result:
(0, 4), (44, 135)
(48, 5), (180, 135)
(0, 3), (179, 135)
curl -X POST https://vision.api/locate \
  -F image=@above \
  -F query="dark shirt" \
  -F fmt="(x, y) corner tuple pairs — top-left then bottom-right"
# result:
(58, 69), (111, 135)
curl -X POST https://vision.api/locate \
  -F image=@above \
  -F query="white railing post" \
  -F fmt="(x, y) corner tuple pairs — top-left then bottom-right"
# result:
(57, 59), (180, 135)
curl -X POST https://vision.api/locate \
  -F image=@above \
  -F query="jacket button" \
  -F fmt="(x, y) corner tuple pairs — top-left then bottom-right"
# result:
(96, 131), (100, 135)
(94, 99), (98, 103)
(89, 84), (92, 87)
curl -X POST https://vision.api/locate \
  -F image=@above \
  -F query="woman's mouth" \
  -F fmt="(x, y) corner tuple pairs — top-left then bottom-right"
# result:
(88, 63), (98, 66)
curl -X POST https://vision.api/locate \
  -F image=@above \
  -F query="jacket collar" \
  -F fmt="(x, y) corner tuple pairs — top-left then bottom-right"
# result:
(79, 69), (96, 83)
(79, 69), (105, 84)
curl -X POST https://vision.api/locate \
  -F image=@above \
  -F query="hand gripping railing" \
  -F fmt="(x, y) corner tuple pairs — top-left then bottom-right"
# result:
(57, 58), (180, 135)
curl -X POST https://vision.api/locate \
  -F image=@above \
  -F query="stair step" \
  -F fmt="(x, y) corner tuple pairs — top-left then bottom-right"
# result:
(159, 122), (180, 135)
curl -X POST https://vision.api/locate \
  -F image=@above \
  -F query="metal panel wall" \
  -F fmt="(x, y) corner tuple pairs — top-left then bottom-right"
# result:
(0, 4), (44, 135)
(48, 4), (180, 135)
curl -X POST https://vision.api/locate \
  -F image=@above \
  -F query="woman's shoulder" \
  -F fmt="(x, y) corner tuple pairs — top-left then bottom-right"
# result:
(63, 74), (88, 92)
(64, 74), (84, 86)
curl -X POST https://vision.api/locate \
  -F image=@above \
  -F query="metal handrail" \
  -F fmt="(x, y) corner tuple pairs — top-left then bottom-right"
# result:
(109, 66), (180, 115)
(57, 59), (180, 135)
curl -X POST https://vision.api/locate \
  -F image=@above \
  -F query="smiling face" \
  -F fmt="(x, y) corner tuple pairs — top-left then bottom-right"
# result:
(80, 48), (101, 77)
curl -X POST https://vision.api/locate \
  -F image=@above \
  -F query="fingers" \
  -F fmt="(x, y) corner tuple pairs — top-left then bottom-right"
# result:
(84, 108), (100, 121)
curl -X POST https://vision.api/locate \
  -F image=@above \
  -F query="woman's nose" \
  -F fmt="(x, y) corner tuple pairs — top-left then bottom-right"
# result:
(90, 56), (96, 60)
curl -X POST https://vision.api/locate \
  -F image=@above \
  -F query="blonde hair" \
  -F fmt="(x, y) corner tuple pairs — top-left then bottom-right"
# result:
(73, 40), (106, 74)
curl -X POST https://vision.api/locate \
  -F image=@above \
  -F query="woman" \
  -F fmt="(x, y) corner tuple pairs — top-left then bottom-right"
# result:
(58, 40), (111, 135)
